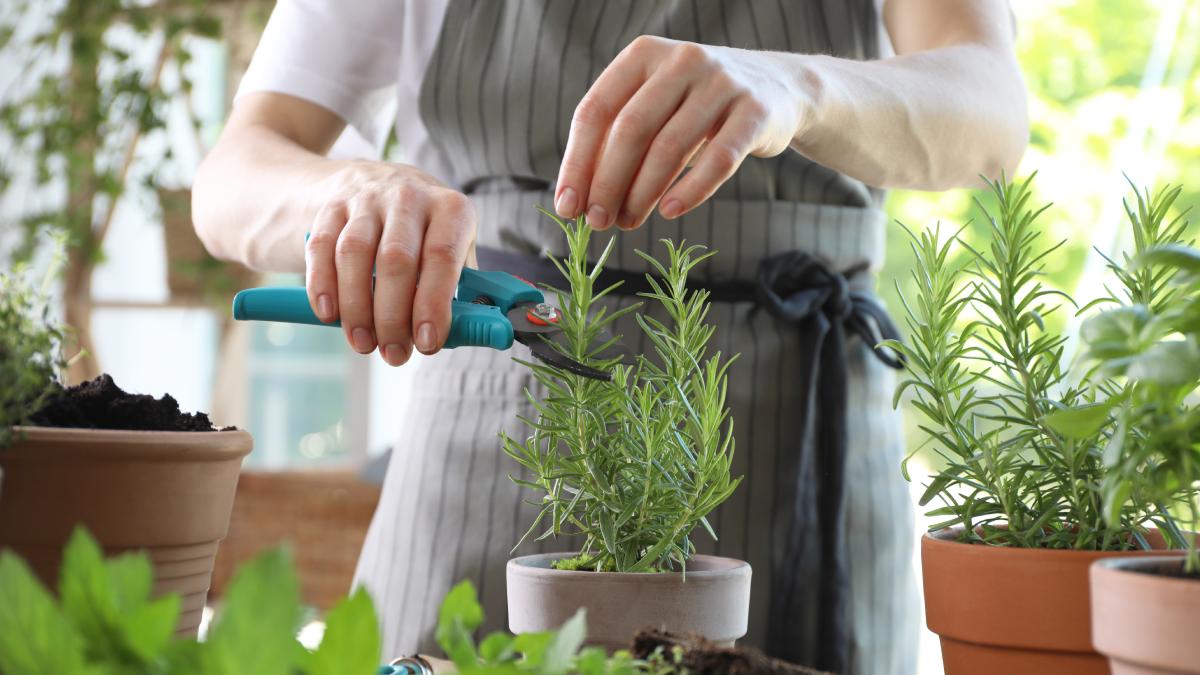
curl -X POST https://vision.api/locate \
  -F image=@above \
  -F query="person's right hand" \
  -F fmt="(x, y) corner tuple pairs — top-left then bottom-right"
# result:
(304, 160), (477, 367)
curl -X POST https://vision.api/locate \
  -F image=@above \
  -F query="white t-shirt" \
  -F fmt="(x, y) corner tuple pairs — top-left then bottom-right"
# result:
(236, 0), (892, 184)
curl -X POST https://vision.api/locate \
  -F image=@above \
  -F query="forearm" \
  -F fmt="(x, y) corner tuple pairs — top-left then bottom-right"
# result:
(789, 43), (1028, 190)
(193, 124), (342, 272)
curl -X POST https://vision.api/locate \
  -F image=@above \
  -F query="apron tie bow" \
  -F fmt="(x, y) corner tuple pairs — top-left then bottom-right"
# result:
(758, 250), (904, 674)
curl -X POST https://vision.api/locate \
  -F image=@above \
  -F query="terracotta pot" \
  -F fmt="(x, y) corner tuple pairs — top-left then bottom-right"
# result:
(923, 528), (1176, 675)
(0, 427), (251, 636)
(1091, 556), (1200, 674)
(507, 553), (751, 650)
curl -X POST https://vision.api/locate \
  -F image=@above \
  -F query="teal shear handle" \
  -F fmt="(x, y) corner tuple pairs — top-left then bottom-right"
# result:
(231, 268), (543, 351)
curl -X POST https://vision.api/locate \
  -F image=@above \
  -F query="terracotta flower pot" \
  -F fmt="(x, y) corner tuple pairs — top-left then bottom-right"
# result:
(1091, 556), (1200, 674)
(507, 553), (751, 650)
(0, 427), (252, 636)
(922, 528), (1175, 675)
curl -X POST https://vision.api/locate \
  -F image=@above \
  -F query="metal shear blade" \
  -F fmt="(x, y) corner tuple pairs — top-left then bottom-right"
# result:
(507, 304), (611, 381)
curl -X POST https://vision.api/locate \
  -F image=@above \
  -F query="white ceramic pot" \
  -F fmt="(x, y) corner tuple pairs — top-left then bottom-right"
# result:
(507, 552), (751, 650)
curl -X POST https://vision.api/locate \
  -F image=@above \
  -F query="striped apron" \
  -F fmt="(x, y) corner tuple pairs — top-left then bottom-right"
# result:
(352, 2), (918, 673)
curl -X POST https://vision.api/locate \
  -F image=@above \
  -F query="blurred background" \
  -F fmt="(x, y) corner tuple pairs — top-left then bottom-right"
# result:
(0, 0), (1197, 670)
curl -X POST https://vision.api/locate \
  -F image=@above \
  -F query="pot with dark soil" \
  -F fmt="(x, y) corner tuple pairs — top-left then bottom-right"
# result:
(502, 216), (749, 649)
(888, 180), (1196, 674)
(0, 264), (250, 636)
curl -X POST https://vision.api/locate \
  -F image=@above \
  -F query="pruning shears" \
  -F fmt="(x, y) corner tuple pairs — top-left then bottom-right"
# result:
(231, 267), (611, 381)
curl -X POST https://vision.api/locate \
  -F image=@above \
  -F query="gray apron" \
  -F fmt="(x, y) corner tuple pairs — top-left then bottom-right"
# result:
(353, 3), (918, 673)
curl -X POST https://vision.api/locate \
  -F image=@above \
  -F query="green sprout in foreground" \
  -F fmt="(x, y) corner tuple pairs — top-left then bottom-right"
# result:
(502, 212), (741, 573)
(0, 528), (679, 675)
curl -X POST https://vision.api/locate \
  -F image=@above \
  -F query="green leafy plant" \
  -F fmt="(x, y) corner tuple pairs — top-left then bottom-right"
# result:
(0, 244), (69, 448)
(0, 528), (679, 675)
(0, 0), (228, 380)
(433, 580), (680, 675)
(1059, 187), (1200, 572)
(887, 177), (1193, 550)
(0, 527), (380, 675)
(502, 213), (741, 573)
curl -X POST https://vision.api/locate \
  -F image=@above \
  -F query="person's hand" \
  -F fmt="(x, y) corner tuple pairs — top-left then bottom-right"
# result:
(304, 160), (476, 366)
(554, 36), (810, 231)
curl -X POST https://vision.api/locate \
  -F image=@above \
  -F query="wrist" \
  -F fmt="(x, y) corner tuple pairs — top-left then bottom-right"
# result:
(786, 53), (829, 152)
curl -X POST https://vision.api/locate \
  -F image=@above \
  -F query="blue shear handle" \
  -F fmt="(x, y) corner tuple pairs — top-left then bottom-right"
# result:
(445, 300), (513, 350)
(231, 287), (514, 350)
(232, 287), (335, 326)
(458, 268), (543, 312)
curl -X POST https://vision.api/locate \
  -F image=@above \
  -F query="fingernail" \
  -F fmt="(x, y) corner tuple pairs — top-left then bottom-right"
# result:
(415, 323), (436, 354)
(617, 210), (637, 230)
(586, 204), (609, 229)
(317, 294), (334, 321)
(352, 327), (375, 353)
(660, 198), (683, 219)
(555, 187), (578, 217)
(383, 343), (406, 366)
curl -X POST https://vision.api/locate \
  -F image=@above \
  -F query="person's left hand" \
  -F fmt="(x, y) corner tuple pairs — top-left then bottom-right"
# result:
(554, 36), (809, 231)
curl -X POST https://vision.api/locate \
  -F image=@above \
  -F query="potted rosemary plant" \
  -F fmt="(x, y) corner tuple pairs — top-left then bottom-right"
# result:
(888, 178), (1193, 675)
(0, 256), (251, 637)
(502, 214), (748, 649)
(1080, 238), (1200, 674)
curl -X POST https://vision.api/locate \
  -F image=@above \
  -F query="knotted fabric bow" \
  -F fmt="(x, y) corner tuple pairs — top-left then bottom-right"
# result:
(757, 250), (903, 674)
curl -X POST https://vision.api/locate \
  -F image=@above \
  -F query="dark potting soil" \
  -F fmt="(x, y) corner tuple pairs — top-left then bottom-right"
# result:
(29, 374), (227, 432)
(630, 630), (828, 675)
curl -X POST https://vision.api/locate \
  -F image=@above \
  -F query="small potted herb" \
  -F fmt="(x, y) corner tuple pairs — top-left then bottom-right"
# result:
(1080, 238), (1200, 674)
(502, 214), (749, 649)
(887, 178), (1193, 674)
(0, 255), (251, 636)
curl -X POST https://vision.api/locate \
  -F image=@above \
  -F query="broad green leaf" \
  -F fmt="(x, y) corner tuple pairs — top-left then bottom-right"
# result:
(478, 631), (517, 664)
(1134, 244), (1200, 274)
(540, 609), (587, 674)
(305, 587), (380, 675)
(59, 527), (179, 664)
(1043, 400), (1116, 439)
(125, 594), (182, 661)
(1080, 306), (1150, 357)
(1105, 479), (1133, 526)
(0, 551), (90, 675)
(1103, 417), (1127, 468)
(512, 630), (553, 667)
(1128, 340), (1200, 387)
(435, 581), (484, 670)
(206, 547), (302, 675)
(573, 647), (609, 675)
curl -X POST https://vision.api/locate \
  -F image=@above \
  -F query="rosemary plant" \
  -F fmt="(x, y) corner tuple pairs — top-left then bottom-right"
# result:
(887, 177), (1191, 550)
(502, 212), (741, 573)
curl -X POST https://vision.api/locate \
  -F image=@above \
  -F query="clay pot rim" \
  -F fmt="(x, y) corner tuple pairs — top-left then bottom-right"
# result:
(3, 426), (252, 461)
(1092, 554), (1200, 582)
(508, 552), (750, 581)
(924, 525), (1178, 558)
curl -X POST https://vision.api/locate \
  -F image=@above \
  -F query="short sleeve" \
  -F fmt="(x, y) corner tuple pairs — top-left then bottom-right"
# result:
(236, 0), (404, 151)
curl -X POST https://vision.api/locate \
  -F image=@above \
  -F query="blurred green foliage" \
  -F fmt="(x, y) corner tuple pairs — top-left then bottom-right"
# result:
(881, 0), (1200, 467)
(881, 0), (1200, 316)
